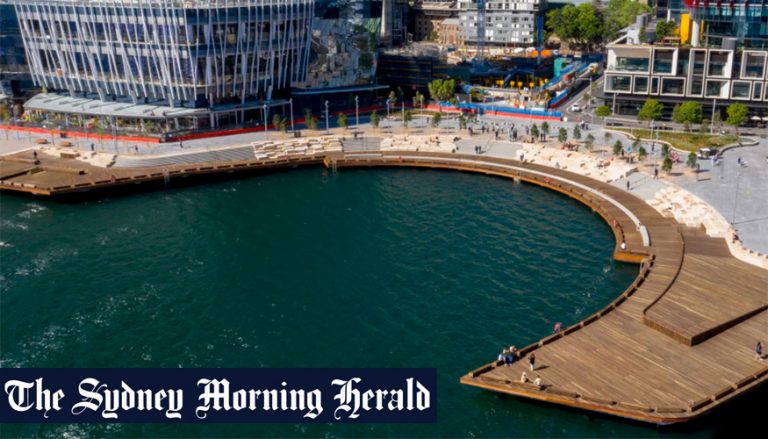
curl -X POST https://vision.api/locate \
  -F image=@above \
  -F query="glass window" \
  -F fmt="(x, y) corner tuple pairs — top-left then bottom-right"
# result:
(731, 81), (751, 99)
(708, 52), (729, 76)
(705, 80), (728, 98)
(615, 56), (649, 72)
(607, 75), (632, 92)
(661, 78), (685, 95)
(653, 50), (674, 74)
(743, 53), (766, 78)
(634, 76), (649, 93)
(651, 77), (659, 94)
(753, 84), (762, 101)
(689, 78), (704, 96)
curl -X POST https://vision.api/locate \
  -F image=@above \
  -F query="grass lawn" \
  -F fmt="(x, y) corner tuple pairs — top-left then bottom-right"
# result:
(613, 128), (739, 152)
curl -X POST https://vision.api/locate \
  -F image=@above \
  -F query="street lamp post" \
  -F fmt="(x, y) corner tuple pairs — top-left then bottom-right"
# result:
(289, 98), (294, 133)
(386, 99), (391, 117)
(324, 100), (329, 133)
(262, 104), (268, 139)
(401, 101), (405, 129)
(355, 95), (359, 128)
(711, 99), (717, 134)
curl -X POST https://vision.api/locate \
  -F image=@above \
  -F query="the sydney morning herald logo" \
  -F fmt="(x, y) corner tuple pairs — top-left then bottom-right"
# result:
(1, 369), (436, 423)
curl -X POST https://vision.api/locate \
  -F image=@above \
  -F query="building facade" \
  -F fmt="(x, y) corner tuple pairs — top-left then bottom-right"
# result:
(412, 1), (457, 41)
(458, 0), (545, 47)
(440, 18), (464, 46)
(603, 44), (768, 116)
(12, 0), (314, 130)
(0, 2), (31, 101)
(686, 0), (768, 49)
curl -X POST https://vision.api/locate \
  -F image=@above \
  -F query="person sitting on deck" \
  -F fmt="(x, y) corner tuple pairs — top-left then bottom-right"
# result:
(757, 341), (763, 361)
(498, 350), (507, 363)
(508, 346), (518, 361)
(533, 375), (542, 387)
(620, 241), (627, 251)
(553, 322), (562, 333)
(520, 371), (529, 383)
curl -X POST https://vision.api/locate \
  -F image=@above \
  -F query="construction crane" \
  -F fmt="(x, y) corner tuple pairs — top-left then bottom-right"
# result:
(476, 0), (486, 60)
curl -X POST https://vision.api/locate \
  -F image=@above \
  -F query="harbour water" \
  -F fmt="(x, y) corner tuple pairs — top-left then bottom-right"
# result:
(0, 168), (755, 437)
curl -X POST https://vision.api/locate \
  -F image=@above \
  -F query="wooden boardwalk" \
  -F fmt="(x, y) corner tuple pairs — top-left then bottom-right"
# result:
(334, 152), (768, 424)
(2, 148), (767, 424)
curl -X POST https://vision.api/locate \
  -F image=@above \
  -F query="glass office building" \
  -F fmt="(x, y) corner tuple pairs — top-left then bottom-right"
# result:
(11, 0), (314, 130)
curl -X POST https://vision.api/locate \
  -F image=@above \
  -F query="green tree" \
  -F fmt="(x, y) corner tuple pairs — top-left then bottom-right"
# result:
(431, 112), (442, 128)
(413, 91), (425, 110)
(662, 156), (673, 173)
(712, 112), (723, 131)
(338, 113), (348, 129)
(573, 125), (581, 140)
(603, 0), (652, 42)
(595, 105), (612, 118)
(604, 131), (613, 142)
(700, 119), (709, 134)
(403, 110), (413, 127)
(632, 138), (641, 152)
(272, 114), (283, 129)
(370, 110), (380, 129)
(661, 144), (671, 158)
(530, 123), (539, 140)
(307, 115), (318, 130)
(388, 90), (397, 106)
(558, 127), (568, 143)
(639, 25), (647, 43)
(637, 99), (664, 125)
(427, 79), (456, 112)
(541, 121), (550, 137)
(585, 133), (595, 150)
(0, 102), (10, 122)
(613, 140), (623, 156)
(687, 152), (698, 168)
(546, 3), (605, 51)
(655, 20), (676, 39)
(458, 114), (467, 130)
(638, 145), (647, 160)
(672, 102), (703, 125)
(726, 103), (749, 134)
(279, 119), (288, 133)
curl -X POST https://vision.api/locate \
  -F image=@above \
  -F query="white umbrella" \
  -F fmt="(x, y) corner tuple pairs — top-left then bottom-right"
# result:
(751, 116), (762, 121)
(762, 116), (768, 121)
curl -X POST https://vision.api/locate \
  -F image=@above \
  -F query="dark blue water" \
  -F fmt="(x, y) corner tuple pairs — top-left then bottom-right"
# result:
(0, 168), (748, 437)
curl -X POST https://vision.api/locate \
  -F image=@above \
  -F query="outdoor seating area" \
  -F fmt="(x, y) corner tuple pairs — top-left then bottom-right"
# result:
(518, 143), (636, 183)
(379, 135), (459, 153)
(250, 136), (343, 160)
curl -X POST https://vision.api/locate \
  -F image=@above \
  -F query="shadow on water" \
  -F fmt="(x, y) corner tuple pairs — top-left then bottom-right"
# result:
(485, 382), (766, 435)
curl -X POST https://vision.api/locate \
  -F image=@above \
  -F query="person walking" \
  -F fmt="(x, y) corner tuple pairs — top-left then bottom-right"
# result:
(626, 180), (630, 191)
(756, 341), (763, 361)
(528, 352), (536, 371)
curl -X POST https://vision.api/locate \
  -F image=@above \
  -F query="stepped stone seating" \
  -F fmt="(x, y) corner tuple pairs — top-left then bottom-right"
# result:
(518, 144), (635, 183)
(379, 135), (457, 153)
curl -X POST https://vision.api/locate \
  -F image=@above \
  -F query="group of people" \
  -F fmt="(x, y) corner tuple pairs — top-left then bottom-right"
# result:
(497, 346), (538, 372)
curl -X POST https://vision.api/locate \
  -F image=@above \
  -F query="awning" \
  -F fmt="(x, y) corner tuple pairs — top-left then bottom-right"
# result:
(24, 93), (208, 120)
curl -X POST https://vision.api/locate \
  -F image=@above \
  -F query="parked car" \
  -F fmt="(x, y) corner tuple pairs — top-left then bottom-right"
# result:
(569, 104), (582, 112)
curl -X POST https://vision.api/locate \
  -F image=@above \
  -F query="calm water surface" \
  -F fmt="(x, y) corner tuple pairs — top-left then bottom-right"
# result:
(0, 168), (754, 437)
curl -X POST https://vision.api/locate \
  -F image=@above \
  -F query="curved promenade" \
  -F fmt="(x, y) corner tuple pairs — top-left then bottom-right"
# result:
(1, 142), (766, 425)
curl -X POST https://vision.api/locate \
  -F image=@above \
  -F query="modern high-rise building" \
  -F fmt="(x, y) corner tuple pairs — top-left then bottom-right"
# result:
(458, 0), (546, 47)
(11, 0), (314, 131)
(0, 2), (30, 101)
(600, 1), (768, 118)
(686, 0), (768, 50)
